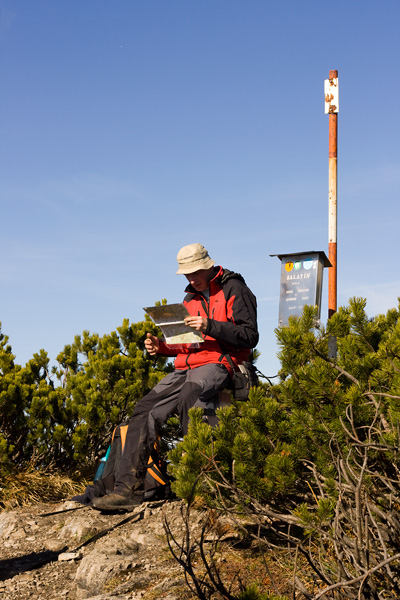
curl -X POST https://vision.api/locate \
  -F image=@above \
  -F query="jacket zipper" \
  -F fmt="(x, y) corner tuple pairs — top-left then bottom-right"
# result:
(186, 295), (209, 370)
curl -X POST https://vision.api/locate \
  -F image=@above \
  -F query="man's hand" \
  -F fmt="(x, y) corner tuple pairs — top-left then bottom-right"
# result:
(145, 333), (160, 356)
(184, 316), (208, 332)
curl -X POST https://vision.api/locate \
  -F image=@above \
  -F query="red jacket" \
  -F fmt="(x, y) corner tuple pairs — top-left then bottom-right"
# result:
(158, 266), (258, 375)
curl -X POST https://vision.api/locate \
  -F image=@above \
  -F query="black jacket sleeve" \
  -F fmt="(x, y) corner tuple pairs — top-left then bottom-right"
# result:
(205, 278), (259, 349)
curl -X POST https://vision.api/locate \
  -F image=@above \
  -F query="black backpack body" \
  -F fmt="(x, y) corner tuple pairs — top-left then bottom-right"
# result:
(72, 422), (171, 505)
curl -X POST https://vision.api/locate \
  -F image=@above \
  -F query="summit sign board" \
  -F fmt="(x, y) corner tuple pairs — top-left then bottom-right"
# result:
(271, 251), (331, 328)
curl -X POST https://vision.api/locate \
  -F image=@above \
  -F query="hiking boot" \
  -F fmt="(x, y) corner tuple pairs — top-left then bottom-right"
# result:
(91, 491), (144, 513)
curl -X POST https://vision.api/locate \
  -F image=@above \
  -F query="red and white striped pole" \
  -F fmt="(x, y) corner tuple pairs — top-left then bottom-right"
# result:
(325, 70), (339, 319)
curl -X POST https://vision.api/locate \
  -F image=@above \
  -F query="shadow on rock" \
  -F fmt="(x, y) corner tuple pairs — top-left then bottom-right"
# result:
(0, 547), (67, 580)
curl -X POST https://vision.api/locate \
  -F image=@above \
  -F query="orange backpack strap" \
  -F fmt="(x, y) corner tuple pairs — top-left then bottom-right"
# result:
(146, 457), (168, 486)
(111, 426), (117, 443)
(120, 424), (129, 454)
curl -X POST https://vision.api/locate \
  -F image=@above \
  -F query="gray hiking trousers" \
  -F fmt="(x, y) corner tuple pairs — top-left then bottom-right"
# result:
(113, 363), (231, 496)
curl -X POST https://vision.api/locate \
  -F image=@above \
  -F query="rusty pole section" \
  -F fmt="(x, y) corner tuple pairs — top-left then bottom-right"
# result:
(325, 70), (339, 319)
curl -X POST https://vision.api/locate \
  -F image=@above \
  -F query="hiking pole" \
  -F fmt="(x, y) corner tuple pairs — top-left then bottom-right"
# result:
(39, 504), (89, 518)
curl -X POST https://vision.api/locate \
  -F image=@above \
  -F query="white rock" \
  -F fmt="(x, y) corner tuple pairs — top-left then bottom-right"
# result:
(58, 551), (83, 561)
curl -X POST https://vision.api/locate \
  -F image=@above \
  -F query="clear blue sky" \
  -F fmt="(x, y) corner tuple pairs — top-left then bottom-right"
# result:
(1, 0), (399, 379)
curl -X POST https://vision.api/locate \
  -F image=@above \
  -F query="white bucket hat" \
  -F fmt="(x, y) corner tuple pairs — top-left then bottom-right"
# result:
(176, 243), (215, 275)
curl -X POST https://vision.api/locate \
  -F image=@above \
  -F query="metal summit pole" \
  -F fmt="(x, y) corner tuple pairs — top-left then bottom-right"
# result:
(324, 70), (339, 319)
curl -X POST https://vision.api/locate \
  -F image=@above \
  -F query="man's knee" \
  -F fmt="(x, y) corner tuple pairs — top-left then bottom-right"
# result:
(132, 389), (164, 418)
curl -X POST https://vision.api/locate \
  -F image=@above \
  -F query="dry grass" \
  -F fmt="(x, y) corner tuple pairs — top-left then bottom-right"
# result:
(0, 466), (88, 510)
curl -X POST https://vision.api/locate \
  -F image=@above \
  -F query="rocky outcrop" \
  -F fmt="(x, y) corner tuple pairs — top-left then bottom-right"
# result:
(0, 499), (199, 600)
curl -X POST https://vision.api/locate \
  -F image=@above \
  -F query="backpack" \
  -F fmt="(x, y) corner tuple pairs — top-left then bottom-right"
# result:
(220, 349), (259, 402)
(72, 422), (171, 505)
(233, 361), (259, 401)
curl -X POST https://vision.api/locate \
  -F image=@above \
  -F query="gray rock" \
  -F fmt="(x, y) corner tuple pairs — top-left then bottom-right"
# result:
(44, 537), (67, 552)
(59, 514), (103, 542)
(75, 553), (138, 598)
(58, 551), (83, 561)
(0, 512), (25, 539)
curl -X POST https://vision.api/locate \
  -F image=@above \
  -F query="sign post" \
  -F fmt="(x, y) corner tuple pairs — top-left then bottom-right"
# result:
(324, 70), (339, 319)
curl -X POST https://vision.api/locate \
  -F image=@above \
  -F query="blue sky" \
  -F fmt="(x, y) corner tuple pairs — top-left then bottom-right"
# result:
(1, 0), (399, 379)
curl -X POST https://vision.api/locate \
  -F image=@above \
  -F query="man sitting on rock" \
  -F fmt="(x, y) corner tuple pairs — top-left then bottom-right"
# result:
(91, 243), (258, 512)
